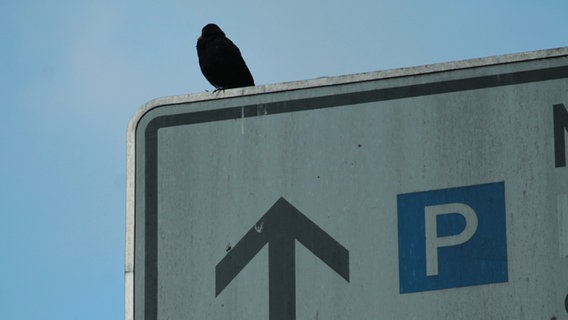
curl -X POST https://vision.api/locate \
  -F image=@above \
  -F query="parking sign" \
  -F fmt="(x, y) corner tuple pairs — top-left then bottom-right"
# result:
(126, 48), (568, 319)
(397, 182), (508, 293)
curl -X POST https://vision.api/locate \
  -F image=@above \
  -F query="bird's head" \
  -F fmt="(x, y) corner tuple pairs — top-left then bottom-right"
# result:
(198, 23), (225, 41)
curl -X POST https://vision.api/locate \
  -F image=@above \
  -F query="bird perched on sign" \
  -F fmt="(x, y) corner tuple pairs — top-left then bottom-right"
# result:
(196, 23), (255, 90)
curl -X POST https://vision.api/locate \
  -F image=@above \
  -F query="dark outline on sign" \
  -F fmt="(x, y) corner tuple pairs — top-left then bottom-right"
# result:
(139, 65), (568, 319)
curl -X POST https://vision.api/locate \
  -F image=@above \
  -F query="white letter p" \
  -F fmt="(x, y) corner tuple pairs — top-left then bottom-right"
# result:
(425, 203), (478, 276)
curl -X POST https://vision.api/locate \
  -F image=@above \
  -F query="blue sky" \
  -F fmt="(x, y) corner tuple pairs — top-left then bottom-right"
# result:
(1, 1), (567, 319)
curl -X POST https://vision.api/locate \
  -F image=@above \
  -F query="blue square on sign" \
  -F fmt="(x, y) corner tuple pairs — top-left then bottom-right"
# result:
(397, 182), (508, 293)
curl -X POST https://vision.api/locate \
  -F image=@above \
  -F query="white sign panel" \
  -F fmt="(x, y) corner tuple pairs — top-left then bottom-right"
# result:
(126, 48), (568, 319)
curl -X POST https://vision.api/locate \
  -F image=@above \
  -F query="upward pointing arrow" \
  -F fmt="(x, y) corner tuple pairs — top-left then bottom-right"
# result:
(215, 197), (350, 320)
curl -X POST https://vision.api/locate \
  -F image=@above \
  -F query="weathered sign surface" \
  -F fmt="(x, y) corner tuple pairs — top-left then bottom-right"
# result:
(126, 48), (568, 319)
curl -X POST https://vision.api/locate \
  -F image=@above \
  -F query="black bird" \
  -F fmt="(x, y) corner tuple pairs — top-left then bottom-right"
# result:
(196, 24), (255, 90)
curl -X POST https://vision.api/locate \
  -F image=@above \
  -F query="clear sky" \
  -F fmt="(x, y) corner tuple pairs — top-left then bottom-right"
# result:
(1, 1), (567, 319)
